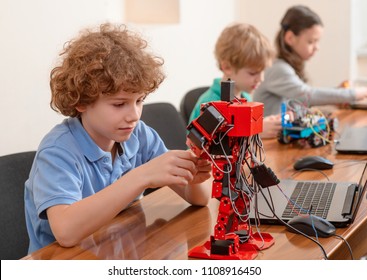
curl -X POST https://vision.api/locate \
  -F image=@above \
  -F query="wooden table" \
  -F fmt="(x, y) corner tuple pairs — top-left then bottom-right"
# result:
(22, 107), (367, 260)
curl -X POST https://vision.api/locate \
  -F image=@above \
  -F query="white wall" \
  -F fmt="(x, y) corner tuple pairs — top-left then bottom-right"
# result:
(0, 0), (234, 156)
(352, 0), (367, 81)
(127, 0), (235, 106)
(353, 0), (367, 49)
(0, 0), (125, 155)
(1, 0), (366, 156)
(236, 0), (361, 87)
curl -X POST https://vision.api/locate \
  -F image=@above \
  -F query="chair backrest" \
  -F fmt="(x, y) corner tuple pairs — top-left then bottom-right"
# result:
(0, 151), (35, 259)
(140, 103), (187, 195)
(179, 86), (209, 124)
(141, 102), (187, 150)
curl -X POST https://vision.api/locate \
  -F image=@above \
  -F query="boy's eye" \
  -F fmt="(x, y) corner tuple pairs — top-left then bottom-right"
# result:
(113, 103), (125, 107)
(250, 72), (259, 76)
(137, 95), (147, 104)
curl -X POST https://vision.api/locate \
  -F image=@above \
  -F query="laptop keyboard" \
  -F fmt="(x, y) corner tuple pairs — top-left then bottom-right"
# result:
(282, 181), (336, 219)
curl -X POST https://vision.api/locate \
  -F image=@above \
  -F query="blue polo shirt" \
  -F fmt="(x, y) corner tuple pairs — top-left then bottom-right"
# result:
(24, 117), (167, 253)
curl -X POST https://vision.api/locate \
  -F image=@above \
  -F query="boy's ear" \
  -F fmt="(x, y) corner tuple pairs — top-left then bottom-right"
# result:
(220, 60), (233, 76)
(76, 105), (87, 113)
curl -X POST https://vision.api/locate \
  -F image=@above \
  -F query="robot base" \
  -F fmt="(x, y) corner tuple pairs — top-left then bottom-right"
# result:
(188, 232), (274, 260)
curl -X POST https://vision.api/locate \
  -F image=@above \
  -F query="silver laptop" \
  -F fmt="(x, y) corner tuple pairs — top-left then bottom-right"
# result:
(249, 163), (367, 228)
(335, 126), (367, 154)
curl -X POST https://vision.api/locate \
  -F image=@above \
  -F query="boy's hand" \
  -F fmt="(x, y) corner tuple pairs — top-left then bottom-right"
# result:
(190, 158), (212, 185)
(261, 114), (282, 139)
(142, 150), (209, 188)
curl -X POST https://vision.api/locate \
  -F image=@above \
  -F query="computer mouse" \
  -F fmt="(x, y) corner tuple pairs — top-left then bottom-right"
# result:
(287, 215), (336, 238)
(293, 156), (334, 170)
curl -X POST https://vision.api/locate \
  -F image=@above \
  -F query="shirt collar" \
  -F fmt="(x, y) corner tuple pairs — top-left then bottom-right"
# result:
(67, 117), (140, 162)
(68, 118), (110, 162)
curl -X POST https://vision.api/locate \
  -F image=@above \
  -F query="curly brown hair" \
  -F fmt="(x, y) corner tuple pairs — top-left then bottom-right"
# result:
(50, 23), (165, 117)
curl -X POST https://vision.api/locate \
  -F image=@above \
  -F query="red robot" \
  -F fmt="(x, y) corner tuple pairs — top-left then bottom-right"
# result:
(186, 80), (279, 260)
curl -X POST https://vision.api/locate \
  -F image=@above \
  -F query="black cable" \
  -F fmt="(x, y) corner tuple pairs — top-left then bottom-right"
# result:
(332, 234), (354, 260)
(257, 184), (329, 260)
(213, 132), (329, 258)
(290, 168), (330, 180)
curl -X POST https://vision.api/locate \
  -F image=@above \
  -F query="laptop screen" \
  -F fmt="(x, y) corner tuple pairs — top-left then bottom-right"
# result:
(348, 163), (367, 223)
(335, 126), (367, 154)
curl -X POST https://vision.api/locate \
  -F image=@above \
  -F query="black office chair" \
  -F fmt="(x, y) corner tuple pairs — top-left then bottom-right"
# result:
(0, 151), (36, 259)
(141, 102), (187, 150)
(179, 86), (209, 124)
(141, 103), (188, 195)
